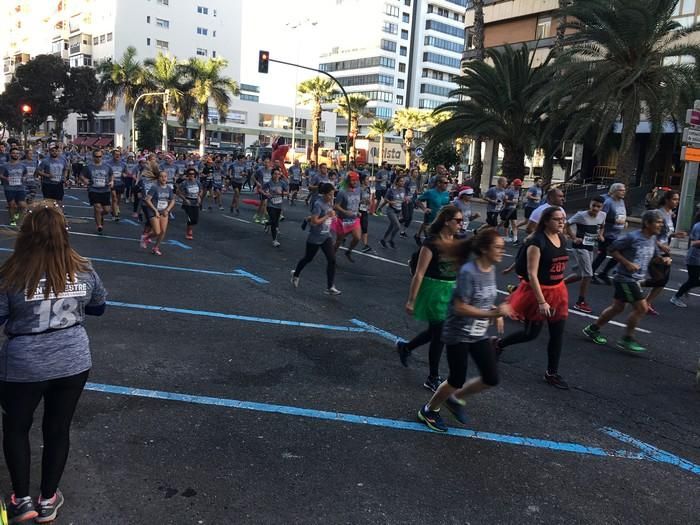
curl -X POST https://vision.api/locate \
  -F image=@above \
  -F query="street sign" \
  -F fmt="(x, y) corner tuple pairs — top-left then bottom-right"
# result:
(686, 109), (700, 126)
(415, 146), (424, 157)
(683, 128), (700, 145)
(682, 146), (700, 162)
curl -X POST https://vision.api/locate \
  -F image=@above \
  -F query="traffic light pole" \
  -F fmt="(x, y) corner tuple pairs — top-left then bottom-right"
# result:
(267, 57), (352, 166)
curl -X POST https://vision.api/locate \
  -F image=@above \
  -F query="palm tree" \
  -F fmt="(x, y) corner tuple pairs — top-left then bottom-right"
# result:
(426, 45), (552, 181)
(335, 94), (370, 161)
(367, 118), (393, 166)
(297, 77), (337, 163)
(96, 46), (145, 148)
(143, 53), (191, 151)
(470, 0), (486, 187)
(555, 0), (700, 185)
(181, 57), (239, 156)
(393, 108), (434, 169)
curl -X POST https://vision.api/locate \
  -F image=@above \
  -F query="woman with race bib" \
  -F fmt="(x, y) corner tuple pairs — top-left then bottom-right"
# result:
(143, 171), (176, 256)
(0, 201), (106, 523)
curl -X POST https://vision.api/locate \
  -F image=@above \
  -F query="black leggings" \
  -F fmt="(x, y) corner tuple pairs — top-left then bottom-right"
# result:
(676, 264), (700, 297)
(406, 321), (444, 378)
(401, 201), (414, 228)
(0, 370), (89, 499)
(592, 237), (617, 275)
(268, 206), (282, 240)
(183, 204), (199, 226)
(500, 319), (565, 374)
(446, 339), (499, 388)
(294, 238), (336, 288)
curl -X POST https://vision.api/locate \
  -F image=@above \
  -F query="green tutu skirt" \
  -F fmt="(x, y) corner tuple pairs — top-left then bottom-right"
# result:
(413, 277), (455, 323)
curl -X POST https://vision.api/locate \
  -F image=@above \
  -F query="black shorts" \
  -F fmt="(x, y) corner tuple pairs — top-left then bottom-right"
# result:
(486, 211), (499, 227)
(500, 208), (517, 221)
(41, 183), (64, 201)
(613, 281), (645, 303)
(112, 185), (125, 195)
(360, 210), (369, 234)
(290, 182), (300, 192)
(231, 181), (243, 191)
(88, 191), (111, 206)
(259, 193), (268, 202)
(524, 207), (536, 219)
(446, 338), (499, 388)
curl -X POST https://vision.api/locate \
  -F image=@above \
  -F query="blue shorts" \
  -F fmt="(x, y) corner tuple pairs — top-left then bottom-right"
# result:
(4, 189), (26, 203)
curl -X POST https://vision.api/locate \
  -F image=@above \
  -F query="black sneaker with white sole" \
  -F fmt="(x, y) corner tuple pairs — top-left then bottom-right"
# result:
(423, 375), (443, 392)
(35, 489), (64, 524)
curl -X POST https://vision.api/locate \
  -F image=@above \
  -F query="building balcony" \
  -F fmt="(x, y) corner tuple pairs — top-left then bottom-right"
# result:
(69, 34), (92, 56)
(462, 36), (556, 62)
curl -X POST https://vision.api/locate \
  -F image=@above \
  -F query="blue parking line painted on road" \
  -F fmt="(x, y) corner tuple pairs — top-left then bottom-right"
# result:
(69, 231), (192, 250)
(350, 319), (403, 343)
(84, 382), (669, 467)
(121, 218), (140, 226)
(106, 300), (368, 333)
(601, 427), (700, 476)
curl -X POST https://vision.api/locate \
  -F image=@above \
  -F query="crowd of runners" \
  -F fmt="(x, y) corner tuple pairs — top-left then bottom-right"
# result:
(0, 139), (699, 521)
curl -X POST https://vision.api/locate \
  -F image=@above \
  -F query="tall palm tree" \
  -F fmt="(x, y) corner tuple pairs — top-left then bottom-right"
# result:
(367, 118), (393, 166)
(470, 0), (486, 186)
(96, 46), (145, 148)
(297, 77), (337, 163)
(426, 45), (552, 181)
(556, 0), (700, 185)
(143, 53), (191, 151)
(393, 108), (434, 169)
(181, 57), (239, 156)
(335, 94), (370, 161)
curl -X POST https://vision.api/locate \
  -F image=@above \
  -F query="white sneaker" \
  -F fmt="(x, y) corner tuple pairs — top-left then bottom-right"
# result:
(325, 286), (342, 295)
(504, 235), (512, 242)
(290, 270), (299, 288)
(272, 240), (281, 247)
(670, 296), (687, 308)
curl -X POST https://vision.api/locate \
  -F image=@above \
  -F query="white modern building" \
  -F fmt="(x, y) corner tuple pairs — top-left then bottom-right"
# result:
(317, 0), (466, 140)
(0, 0), (337, 153)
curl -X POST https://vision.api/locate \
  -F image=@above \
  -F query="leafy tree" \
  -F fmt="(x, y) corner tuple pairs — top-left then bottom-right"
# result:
(181, 57), (239, 156)
(136, 106), (163, 151)
(422, 141), (460, 171)
(470, 0), (486, 187)
(555, 0), (700, 185)
(64, 66), (104, 123)
(426, 45), (552, 181)
(393, 108), (435, 169)
(366, 118), (393, 166)
(335, 94), (370, 162)
(297, 77), (337, 163)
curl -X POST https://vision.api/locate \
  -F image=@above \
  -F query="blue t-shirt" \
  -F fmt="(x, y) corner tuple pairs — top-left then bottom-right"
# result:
(418, 188), (450, 223)
(484, 187), (505, 212)
(263, 179), (288, 208)
(525, 186), (542, 208)
(384, 186), (405, 212)
(82, 163), (113, 193)
(39, 158), (68, 185)
(288, 166), (302, 182)
(179, 180), (201, 206)
(336, 186), (361, 220)
(147, 184), (175, 212)
(611, 230), (658, 282)
(0, 269), (107, 382)
(1, 162), (27, 190)
(23, 160), (38, 187)
(307, 199), (333, 245)
(602, 196), (627, 236)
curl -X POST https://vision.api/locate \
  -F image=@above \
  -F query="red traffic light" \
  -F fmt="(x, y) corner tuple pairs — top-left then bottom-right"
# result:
(21, 104), (32, 114)
(258, 50), (269, 74)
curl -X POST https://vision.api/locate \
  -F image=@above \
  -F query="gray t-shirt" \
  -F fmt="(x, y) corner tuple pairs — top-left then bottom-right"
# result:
(39, 158), (68, 185)
(263, 179), (288, 208)
(110, 160), (127, 186)
(375, 169), (390, 190)
(23, 160), (38, 187)
(307, 199), (333, 245)
(503, 188), (519, 209)
(1, 162), (27, 190)
(611, 230), (658, 282)
(484, 187), (505, 212)
(567, 210), (606, 251)
(384, 186), (405, 211)
(602, 196), (627, 236)
(336, 186), (361, 220)
(525, 186), (542, 208)
(687, 222), (700, 266)
(442, 261), (498, 344)
(147, 184), (175, 211)
(656, 208), (675, 245)
(230, 162), (246, 183)
(0, 269), (107, 382)
(180, 180), (201, 206)
(82, 163), (113, 193)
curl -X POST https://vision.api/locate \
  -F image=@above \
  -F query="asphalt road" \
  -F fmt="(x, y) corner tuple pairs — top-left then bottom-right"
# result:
(0, 188), (699, 524)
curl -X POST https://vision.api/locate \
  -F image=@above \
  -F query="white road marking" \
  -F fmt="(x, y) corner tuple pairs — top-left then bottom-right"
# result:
(338, 246), (409, 267)
(223, 214), (252, 224)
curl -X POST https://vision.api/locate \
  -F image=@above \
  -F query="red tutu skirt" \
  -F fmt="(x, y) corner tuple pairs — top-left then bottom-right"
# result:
(331, 217), (360, 235)
(508, 280), (569, 322)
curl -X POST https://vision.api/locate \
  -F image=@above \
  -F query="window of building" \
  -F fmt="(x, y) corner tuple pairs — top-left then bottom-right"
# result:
(419, 98), (442, 109)
(99, 34), (105, 43)
(398, 62), (406, 72)
(337, 74), (394, 87)
(212, 50), (216, 57)
(146, 37), (151, 46)
(422, 52), (460, 68)
(213, 9), (217, 16)
(424, 35), (463, 53)
(93, 36), (98, 45)
(404, 0), (411, 5)
(196, 48), (208, 56)
(320, 56), (396, 72)
(197, 6), (209, 14)
(421, 83), (453, 97)
(213, 30), (216, 37)
(107, 32), (113, 41)
(157, 0), (169, 5)
(375, 107), (394, 118)
(240, 93), (259, 102)
(536, 16), (551, 40)
(381, 39), (397, 52)
(402, 13), (410, 23)
(356, 91), (393, 102)
(397, 79), (405, 89)
(396, 95), (404, 105)
(146, 16), (151, 23)
(425, 19), (465, 39)
(197, 27), (208, 35)
(401, 29), (408, 40)
(156, 18), (169, 28)
(385, 4), (399, 17)
(383, 21), (398, 34)
(673, 0), (696, 15)
(399, 46), (407, 56)
(156, 39), (169, 49)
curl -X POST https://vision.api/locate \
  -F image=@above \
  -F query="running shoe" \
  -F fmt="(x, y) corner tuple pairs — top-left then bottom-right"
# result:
(230, 207), (234, 213)
(616, 337), (647, 354)
(132, 212), (139, 219)
(254, 216), (262, 224)
(506, 284), (518, 294)
(35, 489), (64, 524)
(169, 212), (175, 220)
(345, 250), (355, 263)
(573, 301), (593, 314)
(151, 247), (163, 256)
(399, 231), (408, 238)
(139, 234), (148, 249)
(646, 305), (660, 316)
(185, 233), (193, 240)
(235, 208), (240, 216)
(97, 226), (103, 234)
(290, 270), (299, 288)
(396, 340), (410, 367)
(325, 286), (342, 296)
(114, 214), (120, 222)
(380, 239), (387, 248)
(670, 296), (687, 308)
(582, 324), (607, 345)
(544, 371), (569, 390)
(272, 240), (281, 247)
(595, 273), (611, 285)
(9, 220), (17, 227)
(6, 494), (38, 523)
(388, 240), (396, 249)
(218, 206), (224, 211)
(361, 245), (372, 253)
(423, 375), (443, 392)
(444, 396), (469, 424)
(417, 405), (447, 432)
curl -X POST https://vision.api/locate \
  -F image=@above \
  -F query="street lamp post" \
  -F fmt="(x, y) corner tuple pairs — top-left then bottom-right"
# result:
(131, 91), (168, 152)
